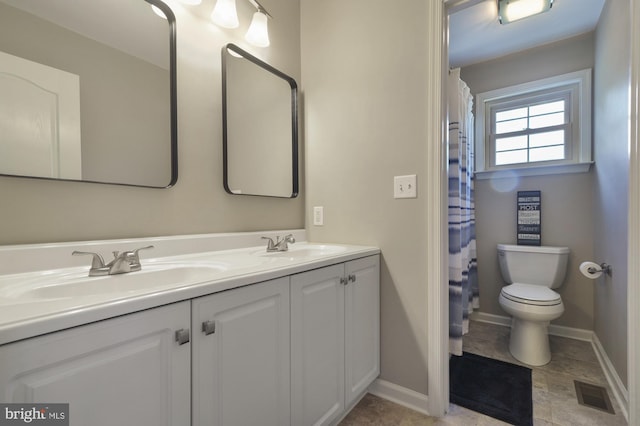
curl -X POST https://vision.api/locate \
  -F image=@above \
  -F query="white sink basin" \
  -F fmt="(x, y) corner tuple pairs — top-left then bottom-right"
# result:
(0, 263), (228, 300)
(253, 244), (348, 260)
(0, 243), (354, 303)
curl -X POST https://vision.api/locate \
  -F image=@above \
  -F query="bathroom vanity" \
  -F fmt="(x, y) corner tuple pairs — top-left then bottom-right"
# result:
(0, 231), (380, 426)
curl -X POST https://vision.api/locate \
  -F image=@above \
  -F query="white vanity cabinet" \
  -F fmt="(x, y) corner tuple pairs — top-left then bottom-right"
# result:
(191, 277), (290, 426)
(291, 263), (345, 426)
(291, 255), (380, 426)
(344, 256), (381, 405)
(0, 302), (191, 426)
(0, 242), (380, 426)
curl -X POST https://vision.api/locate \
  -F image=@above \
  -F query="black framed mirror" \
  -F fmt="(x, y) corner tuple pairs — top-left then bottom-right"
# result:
(0, 0), (177, 188)
(222, 43), (298, 198)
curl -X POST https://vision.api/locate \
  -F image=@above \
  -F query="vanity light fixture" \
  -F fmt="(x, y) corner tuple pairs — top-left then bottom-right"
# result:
(245, 0), (271, 47)
(498, 0), (553, 24)
(211, 0), (240, 28)
(211, 0), (272, 47)
(177, 0), (202, 5)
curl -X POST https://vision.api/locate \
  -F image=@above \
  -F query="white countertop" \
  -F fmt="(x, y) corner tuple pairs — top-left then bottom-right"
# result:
(0, 240), (379, 346)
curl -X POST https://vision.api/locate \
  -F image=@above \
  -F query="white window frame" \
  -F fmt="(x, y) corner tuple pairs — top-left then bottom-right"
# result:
(475, 69), (592, 178)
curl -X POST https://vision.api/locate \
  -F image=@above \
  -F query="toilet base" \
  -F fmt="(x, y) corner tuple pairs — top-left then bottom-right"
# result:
(508, 317), (551, 366)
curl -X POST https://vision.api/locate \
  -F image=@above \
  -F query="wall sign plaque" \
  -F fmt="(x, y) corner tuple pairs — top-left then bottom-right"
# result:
(517, 190), (541, 246)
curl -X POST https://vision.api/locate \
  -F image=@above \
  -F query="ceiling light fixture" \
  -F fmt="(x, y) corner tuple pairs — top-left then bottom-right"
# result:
(498, 0), (553, 24)
(245, 0), (272, 47)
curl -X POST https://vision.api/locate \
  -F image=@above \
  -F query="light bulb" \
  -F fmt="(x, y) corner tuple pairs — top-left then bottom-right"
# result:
(498, 0), (552, 24)
(211, 0), (239, 29)
(245, 11), (270, 47)
(505, 0), (545, 22)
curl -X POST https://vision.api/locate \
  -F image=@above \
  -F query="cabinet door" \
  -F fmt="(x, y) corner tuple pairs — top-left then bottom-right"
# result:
(192, 277), (290, 426)
(291, 264), (345, 426)
(0, 302), (191, 426)
(345, 255), (380, 407)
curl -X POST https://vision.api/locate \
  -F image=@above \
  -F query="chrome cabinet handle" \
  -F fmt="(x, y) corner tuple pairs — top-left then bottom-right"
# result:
(202, 320), (216, 336)
(348, 274), (357, 283)
(175, 328), (190, 345)
(340, 277), (348, 285)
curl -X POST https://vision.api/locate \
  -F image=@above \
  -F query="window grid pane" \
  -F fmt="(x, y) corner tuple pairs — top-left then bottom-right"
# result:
(496, 107), (528, 122)
(529, 112), (565, 129)
(496, 118), (528, 134)
(530, 130), (564, 148)
(496, 149), (528, 165)
(496, 135), (528, 152)
(530, 100), (564, 116)
(529, 145), (565, 162)
(493, 99), (568, 167)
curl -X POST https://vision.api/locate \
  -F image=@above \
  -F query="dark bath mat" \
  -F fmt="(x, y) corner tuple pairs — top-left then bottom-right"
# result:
(450, 351), (533, 426)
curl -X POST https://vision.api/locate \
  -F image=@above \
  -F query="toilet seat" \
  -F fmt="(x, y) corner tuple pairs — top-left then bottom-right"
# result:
(500, 283), (561, 306)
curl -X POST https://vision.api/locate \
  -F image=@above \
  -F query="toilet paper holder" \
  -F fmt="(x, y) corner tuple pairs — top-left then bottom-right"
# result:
(589, 262), (612, 276)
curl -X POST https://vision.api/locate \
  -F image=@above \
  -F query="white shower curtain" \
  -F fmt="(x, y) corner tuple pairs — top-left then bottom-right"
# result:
(448, 68), (479, 356)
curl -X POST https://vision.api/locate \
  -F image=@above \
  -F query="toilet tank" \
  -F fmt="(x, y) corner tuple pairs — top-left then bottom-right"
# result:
(497, 244), (570, 288)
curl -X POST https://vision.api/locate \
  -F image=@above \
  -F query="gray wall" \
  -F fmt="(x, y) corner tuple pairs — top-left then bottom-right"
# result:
(0, 0), (304, 244)
(301, 0), (433, 395)
(593, 0), (630, 388)
(461, 34), (596, 330)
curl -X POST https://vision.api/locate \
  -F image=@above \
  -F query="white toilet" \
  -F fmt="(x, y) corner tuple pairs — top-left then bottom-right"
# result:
(497, 243), (570, 366)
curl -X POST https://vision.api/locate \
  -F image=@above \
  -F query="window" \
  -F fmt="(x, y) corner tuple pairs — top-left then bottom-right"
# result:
(476, 69), (592, 177)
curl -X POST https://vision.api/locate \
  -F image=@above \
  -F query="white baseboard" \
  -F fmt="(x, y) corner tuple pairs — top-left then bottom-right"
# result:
(471, 311), (629, 421)
(547, 323), (594, 342)
(368, 379), (431, 416)
(470, 311), (593, 341)
(592, 333), (629, 422)
(470, 311), (511, 327)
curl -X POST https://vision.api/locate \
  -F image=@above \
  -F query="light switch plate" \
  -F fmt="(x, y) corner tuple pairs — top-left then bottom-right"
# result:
(313, 206), (324, 226)
(394, 175), (417, 199)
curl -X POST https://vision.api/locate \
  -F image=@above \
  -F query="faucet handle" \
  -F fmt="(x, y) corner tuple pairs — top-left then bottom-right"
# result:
(270, 234), (295, 252)
(132, 245), (154, 256)
(261, 237), (277, 251)
(119, 246), (154, 272)
(72, 251), (105, 269)
(130, 245), (154, 263)
(105, 246), (153, 275)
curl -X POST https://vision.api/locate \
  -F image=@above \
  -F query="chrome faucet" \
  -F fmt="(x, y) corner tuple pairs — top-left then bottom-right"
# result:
(261, 234), (295, 252)
(73, 246), (154, 276)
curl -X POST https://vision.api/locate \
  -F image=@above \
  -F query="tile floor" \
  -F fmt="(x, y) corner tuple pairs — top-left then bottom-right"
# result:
(340, 320), (628, 426)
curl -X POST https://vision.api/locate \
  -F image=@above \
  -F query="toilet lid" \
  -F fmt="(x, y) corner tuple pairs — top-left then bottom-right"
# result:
(501, 283), (562, 306)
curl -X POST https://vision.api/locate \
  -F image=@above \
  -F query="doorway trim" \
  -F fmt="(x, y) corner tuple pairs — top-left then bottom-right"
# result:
(425, 0), (448, 417)
(435, 0), (640, 423)
(627, 0), (639, 424)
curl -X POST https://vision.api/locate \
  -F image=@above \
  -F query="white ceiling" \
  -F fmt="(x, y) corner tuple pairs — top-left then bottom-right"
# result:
(449, 0), (607, 68)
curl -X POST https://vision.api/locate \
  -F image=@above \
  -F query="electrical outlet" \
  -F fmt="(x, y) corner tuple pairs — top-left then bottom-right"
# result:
(394, 175), (417, 199)
(313, 206), (324, 226)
